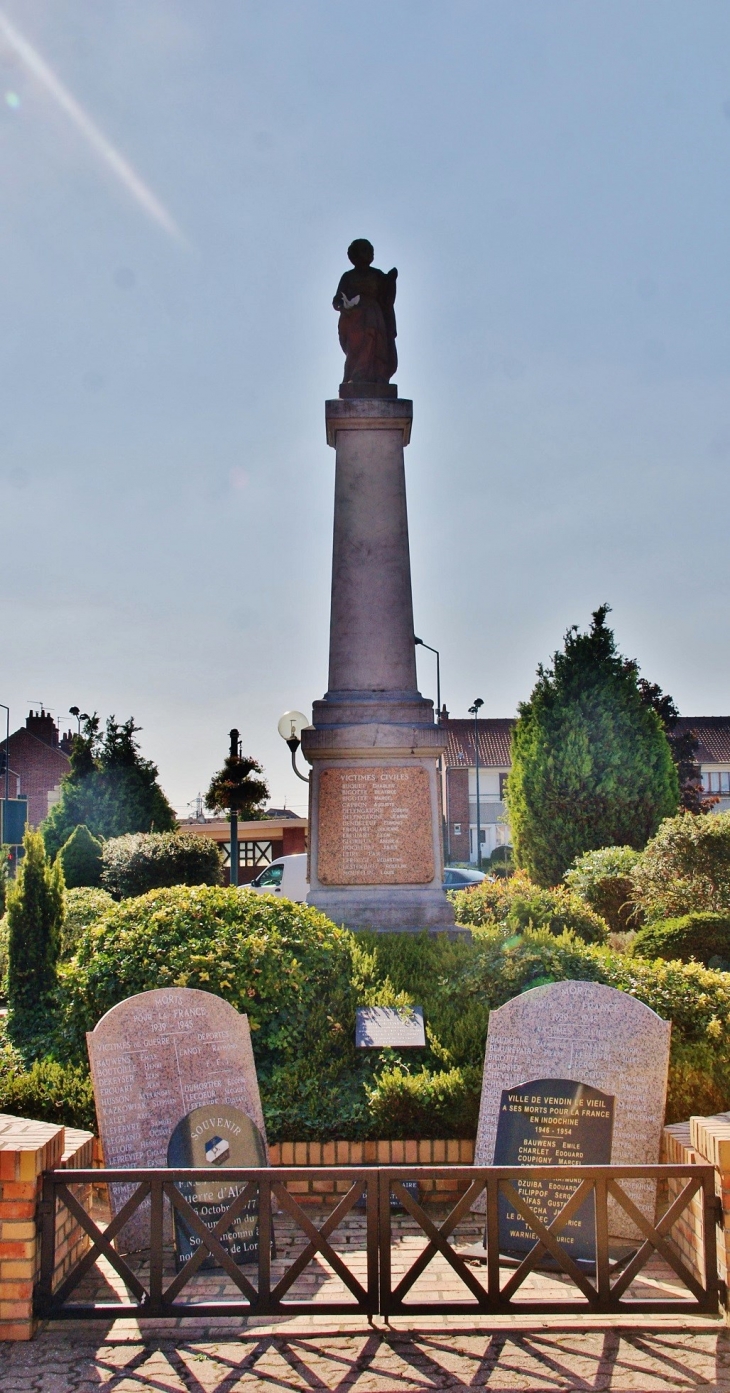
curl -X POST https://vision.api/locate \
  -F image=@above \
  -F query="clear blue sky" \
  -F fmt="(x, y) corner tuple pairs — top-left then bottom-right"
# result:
(1, 1), (728, 816)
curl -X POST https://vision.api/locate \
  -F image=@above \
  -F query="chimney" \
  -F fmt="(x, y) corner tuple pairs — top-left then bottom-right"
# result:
(26, 709), (59, 748)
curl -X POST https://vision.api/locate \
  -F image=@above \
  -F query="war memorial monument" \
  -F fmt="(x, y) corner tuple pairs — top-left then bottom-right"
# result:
(302, 238), (453, 933)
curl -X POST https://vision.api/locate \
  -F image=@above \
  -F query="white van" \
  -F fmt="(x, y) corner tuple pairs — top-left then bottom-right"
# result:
(247, 854), (309, 904)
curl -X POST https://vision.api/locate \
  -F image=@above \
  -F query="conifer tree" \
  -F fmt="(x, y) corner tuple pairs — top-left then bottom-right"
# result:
(42, 715), (175, 856)
(507, 606), (679, 886)
(58, 824), (103, 888)
(7, 829), (64, 1034)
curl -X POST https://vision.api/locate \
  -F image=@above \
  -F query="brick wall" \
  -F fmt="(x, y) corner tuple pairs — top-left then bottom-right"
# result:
(0, 1114), (93, 1341)
(445, 767), (470, 862)
(661, 1111), (730, 1304)
(269, 1138), (475, 1205)
(2, 729), (70, 828)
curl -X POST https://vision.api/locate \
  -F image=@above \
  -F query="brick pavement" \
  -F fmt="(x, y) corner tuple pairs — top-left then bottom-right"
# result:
(1, 1204), (727, 1389)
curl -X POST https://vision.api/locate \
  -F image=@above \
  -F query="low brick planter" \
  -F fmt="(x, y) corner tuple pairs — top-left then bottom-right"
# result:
(0, 1114), (94, 1341)
(269, 1138), (475, 1204)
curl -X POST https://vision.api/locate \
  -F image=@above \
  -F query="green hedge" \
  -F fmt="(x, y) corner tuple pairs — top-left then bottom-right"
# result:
(563, 846), (641, 933)
(452, 870), (609, 944)
(3, 885), (730, 1137)
(101, 832), (222, 899)
(60, 887), (114, 959)
(631, 912), (730, 971)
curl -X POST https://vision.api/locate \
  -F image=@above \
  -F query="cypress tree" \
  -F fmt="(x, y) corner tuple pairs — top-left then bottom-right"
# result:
(7, 829), (64, 1035)
(507, 605), (679, 886)
(58, 824), (103, 888)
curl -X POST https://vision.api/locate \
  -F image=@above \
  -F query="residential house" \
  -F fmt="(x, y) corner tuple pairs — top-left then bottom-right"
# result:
(441, 715), (730, 866)
(0, 710), (72, 829)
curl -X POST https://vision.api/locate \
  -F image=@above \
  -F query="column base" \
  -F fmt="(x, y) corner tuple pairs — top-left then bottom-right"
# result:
(307, 884), (456, 935)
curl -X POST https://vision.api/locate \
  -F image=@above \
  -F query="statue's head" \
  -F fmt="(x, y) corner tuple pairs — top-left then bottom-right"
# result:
(347, 238), (374, 269)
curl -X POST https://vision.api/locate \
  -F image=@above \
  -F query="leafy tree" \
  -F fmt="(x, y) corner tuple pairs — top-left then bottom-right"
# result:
(563, 846), (641, 933)
(506, 605), (679, 886)
(634, 678), (714, 814)
(101, 832), (222, 899)
(58, 825), (103, 889)
(205, 739), (269, 819)
(42, 715), (175, 856)
(7, 829), (64, 1037)
(632, 810), (730, 921)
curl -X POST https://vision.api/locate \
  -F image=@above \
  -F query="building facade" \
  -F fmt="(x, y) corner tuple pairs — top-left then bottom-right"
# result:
(441, 715), (730, 866)
(177, 812), (307, 885)
(0, 711), (72, 830)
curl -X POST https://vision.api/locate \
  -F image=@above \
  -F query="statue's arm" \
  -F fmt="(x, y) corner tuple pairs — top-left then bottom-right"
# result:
(332, 274), (349, 311)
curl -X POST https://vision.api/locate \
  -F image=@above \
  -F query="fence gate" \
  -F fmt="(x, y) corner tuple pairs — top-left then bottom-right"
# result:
(35, 1163), (720, 1322)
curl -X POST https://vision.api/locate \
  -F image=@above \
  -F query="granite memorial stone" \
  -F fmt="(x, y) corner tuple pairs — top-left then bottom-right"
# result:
(167, 1104), (266, 1271)
(87, 987), (267, 1251)
(494, 1079), (614, 1262)
(356, 1005), (426, 1049)
(474, 980), (671, 1237)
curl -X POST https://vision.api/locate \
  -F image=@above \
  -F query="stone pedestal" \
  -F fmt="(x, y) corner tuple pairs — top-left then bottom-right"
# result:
(302, 398), (453, 933)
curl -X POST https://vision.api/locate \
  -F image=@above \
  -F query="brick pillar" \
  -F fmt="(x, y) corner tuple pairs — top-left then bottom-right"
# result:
(0, 1114), (94, 1341)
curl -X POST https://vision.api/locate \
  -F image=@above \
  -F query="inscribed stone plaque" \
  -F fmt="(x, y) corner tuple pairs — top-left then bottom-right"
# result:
(167, 1105), (266, 1271)
(356, 1006), (426, 1048)
(318, 766), (434, 885)
(474, 981), (671, 1237)
(87, 987), (267, 1251)
(494, 1079), (614, 1261)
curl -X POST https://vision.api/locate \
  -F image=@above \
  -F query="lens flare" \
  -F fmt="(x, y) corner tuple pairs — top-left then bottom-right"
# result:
(0, 10), (186, 243)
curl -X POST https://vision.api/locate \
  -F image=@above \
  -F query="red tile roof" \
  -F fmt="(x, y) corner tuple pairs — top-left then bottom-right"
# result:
(441, 718), (515, 769)
(442, 716), (730, 769)
(672, 718), (730, 765)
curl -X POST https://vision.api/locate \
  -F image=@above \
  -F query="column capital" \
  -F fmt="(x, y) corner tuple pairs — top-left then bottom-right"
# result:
(325, 398), (413, 448)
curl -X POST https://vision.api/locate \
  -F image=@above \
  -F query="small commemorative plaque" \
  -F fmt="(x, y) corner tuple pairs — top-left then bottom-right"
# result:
(167, 1104), (267, 1271)
(494, 1078), (614, 1263)
(356, 1006), (426, 1049)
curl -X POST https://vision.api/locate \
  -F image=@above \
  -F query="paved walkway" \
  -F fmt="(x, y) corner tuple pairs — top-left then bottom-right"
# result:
(2, 1204), (727, 1389)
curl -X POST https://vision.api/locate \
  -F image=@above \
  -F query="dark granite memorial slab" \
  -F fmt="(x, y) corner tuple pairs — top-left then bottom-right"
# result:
(494, 1078), (614, 1263)
(167, 1105), (267, 1271)
(355, 1006), (425, 1048)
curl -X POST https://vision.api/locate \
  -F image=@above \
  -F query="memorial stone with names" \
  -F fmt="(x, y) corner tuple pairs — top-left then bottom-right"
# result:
(87, 987), (267, 1251)
(474, 981), (671, 1237)
(167, 1105), (267, 1271)
(494, 1079), (614, 1262)
(356, 1006), (426, 1049)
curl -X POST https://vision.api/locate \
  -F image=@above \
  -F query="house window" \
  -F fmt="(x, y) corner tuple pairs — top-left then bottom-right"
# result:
(453, 823), (461, 836)
(705, 772), (730, 796)
(499, 773), (509, 799)
(222, 840), (274, 868)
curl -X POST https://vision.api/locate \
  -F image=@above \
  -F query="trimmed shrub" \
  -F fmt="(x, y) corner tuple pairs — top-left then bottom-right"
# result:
(0, 1053), (95, 1131)
(0, 914), (7, 996)
(60, 887), (114, 958)
(631, 912), (730, 970)
(58, 825), (103, 889)
(632, 810), (730, 921)
(365, 1064), (482, 1139)
(563, 846), (641, 933)
(452, 869), (608, 944)
(101, 832), (222, 899)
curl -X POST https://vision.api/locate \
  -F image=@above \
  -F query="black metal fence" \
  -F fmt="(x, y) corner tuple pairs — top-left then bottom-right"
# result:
(36, 1163), (721, 1322)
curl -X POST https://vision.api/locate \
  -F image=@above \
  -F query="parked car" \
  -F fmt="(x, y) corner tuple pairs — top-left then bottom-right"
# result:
(443, 867), (487, 891)
(247, 854), (308, 903)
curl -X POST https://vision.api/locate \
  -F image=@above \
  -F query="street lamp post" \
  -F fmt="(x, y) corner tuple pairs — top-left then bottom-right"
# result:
(69, 707), (89, 735)
(414, 637), (441, 722)
(277, 711), (311, 783)
(229, 728), (240, 887)
(469, 698), (484, 868)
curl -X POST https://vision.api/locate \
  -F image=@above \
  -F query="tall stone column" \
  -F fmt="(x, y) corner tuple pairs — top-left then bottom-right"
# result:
(302, 397), (454, 933)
